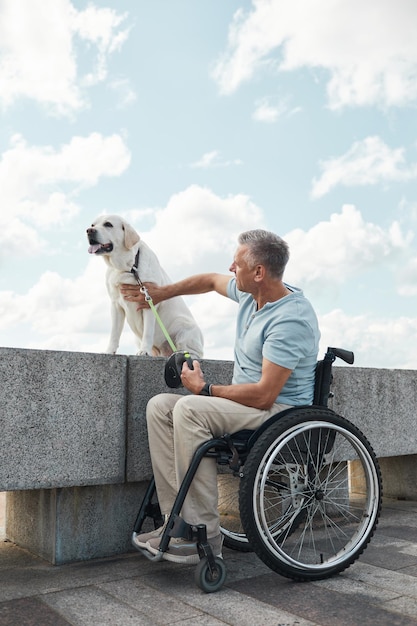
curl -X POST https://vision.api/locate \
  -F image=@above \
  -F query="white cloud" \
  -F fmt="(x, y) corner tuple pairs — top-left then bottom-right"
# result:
(212, 0), (417, 109)
(1, 192), (417, 369)
(284, 204), (411, 290)
(0, 259), (110, 351)
(0, 218), (45, 258)
(190, 150), (243, 169)
(0, 132), (131, 259)
(311, 136), (417, 198)
(253, 102), (279, 123)
(252, 95), (301, 123)
(397, 256), (417, 296)
(109, 78), (137, 108)
(0, 186), (265, 356)
(319, 309), (417, 369)
(142, 185), (264, 275)
(73, 4), (130, 85)
(0, 0), (130, 116)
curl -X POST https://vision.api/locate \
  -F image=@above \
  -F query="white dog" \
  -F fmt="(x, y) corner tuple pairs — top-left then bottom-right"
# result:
(87, 214), (204, 357)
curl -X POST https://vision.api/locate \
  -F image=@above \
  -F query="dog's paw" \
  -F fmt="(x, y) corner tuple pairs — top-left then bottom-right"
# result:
(137, 350), (151, 356)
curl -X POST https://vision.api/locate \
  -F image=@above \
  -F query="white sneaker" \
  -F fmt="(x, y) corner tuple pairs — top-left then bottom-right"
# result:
(132, 517), (168, 549)
(146, 533), (223, 564)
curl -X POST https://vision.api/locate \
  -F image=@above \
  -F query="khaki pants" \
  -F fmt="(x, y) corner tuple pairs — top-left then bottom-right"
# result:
(146, 393), (291, 538)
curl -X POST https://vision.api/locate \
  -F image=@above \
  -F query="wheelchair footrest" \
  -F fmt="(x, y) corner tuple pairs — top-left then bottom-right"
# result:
(169, 518), (216, 563)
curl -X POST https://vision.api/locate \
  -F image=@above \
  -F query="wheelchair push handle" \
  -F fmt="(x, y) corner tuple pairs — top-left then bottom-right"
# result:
(326, 347), (354, 365)
(314, 346), (354, 407)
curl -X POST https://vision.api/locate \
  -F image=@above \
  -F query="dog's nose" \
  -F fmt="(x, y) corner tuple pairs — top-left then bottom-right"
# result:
(86, 227), (95, 235)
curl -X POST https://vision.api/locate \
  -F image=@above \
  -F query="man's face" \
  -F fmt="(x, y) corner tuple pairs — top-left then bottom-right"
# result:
(229, 245), (255, 292)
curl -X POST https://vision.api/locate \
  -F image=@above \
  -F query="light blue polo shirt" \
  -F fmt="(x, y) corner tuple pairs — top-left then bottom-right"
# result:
(227, 278), (320, 405)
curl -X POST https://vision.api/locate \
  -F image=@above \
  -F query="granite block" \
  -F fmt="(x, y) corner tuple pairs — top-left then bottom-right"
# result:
(125, 356), (233, 482)
(331, 366), (417, 458)
(6, 481), (148, 564)
(0, 348), (127, 490)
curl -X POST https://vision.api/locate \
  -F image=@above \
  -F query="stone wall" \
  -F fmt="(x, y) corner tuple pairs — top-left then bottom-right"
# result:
(1, 347), (417, 563)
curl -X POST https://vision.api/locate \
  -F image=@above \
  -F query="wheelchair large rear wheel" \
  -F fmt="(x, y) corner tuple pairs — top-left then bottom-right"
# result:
(239, 408), (382, 581)
(218, 470), (252, 552)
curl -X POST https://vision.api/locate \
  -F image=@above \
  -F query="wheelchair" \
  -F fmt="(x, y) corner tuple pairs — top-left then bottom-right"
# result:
(132, 347), (382, 593)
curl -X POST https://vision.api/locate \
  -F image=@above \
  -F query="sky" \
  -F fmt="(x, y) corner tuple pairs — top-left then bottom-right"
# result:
(1, 0), (417, 369)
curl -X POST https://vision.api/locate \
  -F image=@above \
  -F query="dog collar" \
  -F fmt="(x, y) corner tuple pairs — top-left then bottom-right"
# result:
(130, 250), (142, 284)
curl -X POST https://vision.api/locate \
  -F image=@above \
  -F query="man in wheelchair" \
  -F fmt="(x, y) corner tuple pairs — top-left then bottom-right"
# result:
(123, 229), (320, 564)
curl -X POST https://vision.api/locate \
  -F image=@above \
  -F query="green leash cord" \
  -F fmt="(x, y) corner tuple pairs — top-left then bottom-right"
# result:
(140, 285), (179, 353)
(129, 253), (192, 364)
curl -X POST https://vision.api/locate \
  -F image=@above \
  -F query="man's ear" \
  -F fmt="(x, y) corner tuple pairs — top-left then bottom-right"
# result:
(254, 264), (264, 281)
(123, 222), (140, 249)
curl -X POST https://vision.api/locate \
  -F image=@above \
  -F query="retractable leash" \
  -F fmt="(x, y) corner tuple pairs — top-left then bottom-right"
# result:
(130, 252), (193, 387)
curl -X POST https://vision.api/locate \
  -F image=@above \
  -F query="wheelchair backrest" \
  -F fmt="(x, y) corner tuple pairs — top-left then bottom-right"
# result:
(313, 347), (354, 407)
(236, 347), (354, 456)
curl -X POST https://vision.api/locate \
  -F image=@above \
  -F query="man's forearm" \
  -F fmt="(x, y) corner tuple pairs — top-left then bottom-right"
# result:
(160, 273), (225, 299)
(121, 272), (230, 305)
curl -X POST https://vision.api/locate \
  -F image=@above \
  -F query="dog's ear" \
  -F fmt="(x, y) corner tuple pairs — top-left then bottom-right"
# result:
(123, 222), (140, 249)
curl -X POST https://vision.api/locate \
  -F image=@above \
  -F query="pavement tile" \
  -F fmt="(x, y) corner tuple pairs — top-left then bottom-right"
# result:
(347, 560), (417, 598)
(400, 565), (417, 578)
(228, 571), (417, 626)
(359, 541), (417, 571)
(329, 561), (417, 621)
(0, 539), (46, 570)
(42, 587), (156, 626)
(96, 578), (202, 623)
(379, 524), (417, 543)
(380, 595), (417, 622)
(314, 571), (402, 603)
(140, 565), (316, 626)
(0, 550), (163, 603)
(0, 596), (72, 626)
(217, 549), (271, 583)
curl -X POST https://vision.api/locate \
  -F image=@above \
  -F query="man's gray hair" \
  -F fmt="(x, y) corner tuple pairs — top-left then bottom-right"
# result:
(238, 229), (289, 279)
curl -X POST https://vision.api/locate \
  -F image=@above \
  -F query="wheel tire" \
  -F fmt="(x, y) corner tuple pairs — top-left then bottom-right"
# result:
(194, 557), (227, 593)
(218, 471), (252, 552)
(239, 408), (382, 581)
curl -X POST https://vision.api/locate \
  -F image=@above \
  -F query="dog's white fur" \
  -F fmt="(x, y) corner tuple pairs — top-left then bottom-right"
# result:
(87, 214), (204, 357)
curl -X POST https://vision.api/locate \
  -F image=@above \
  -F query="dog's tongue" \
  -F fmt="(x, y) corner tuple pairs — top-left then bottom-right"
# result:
(88, 244), (101, 254)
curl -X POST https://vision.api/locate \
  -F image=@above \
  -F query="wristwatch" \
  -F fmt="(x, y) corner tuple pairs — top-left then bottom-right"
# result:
(199, 383), (212, 396)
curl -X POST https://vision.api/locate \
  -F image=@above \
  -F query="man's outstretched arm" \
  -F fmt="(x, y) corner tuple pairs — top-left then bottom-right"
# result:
(120, 273), (231, 306)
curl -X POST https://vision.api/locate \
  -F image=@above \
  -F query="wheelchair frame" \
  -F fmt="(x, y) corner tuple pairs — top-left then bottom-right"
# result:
(132, 347), (382, 593)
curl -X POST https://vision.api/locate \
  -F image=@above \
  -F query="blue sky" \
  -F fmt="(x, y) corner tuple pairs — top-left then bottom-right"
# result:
(1, 0), (417, 368)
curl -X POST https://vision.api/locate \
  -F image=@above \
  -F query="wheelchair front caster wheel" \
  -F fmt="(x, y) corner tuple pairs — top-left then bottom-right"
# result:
(194, 557), (226, 593)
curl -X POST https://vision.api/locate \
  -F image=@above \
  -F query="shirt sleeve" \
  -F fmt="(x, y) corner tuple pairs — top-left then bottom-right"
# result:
(226, 277), (239, 302)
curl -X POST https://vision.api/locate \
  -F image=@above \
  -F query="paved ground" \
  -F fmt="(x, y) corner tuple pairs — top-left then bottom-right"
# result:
(1, 498), (417, 625)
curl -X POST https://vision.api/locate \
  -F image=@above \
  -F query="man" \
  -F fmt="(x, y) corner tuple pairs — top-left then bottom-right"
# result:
(121, 229), (320, 564)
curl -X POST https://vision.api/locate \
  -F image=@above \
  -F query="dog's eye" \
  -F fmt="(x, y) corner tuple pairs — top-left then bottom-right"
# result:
(104, 222), (113, 228)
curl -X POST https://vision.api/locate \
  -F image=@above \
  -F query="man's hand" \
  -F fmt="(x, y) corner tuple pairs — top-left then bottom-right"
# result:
(180, 360), (206, 394)
(120, 282), (162, 309)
